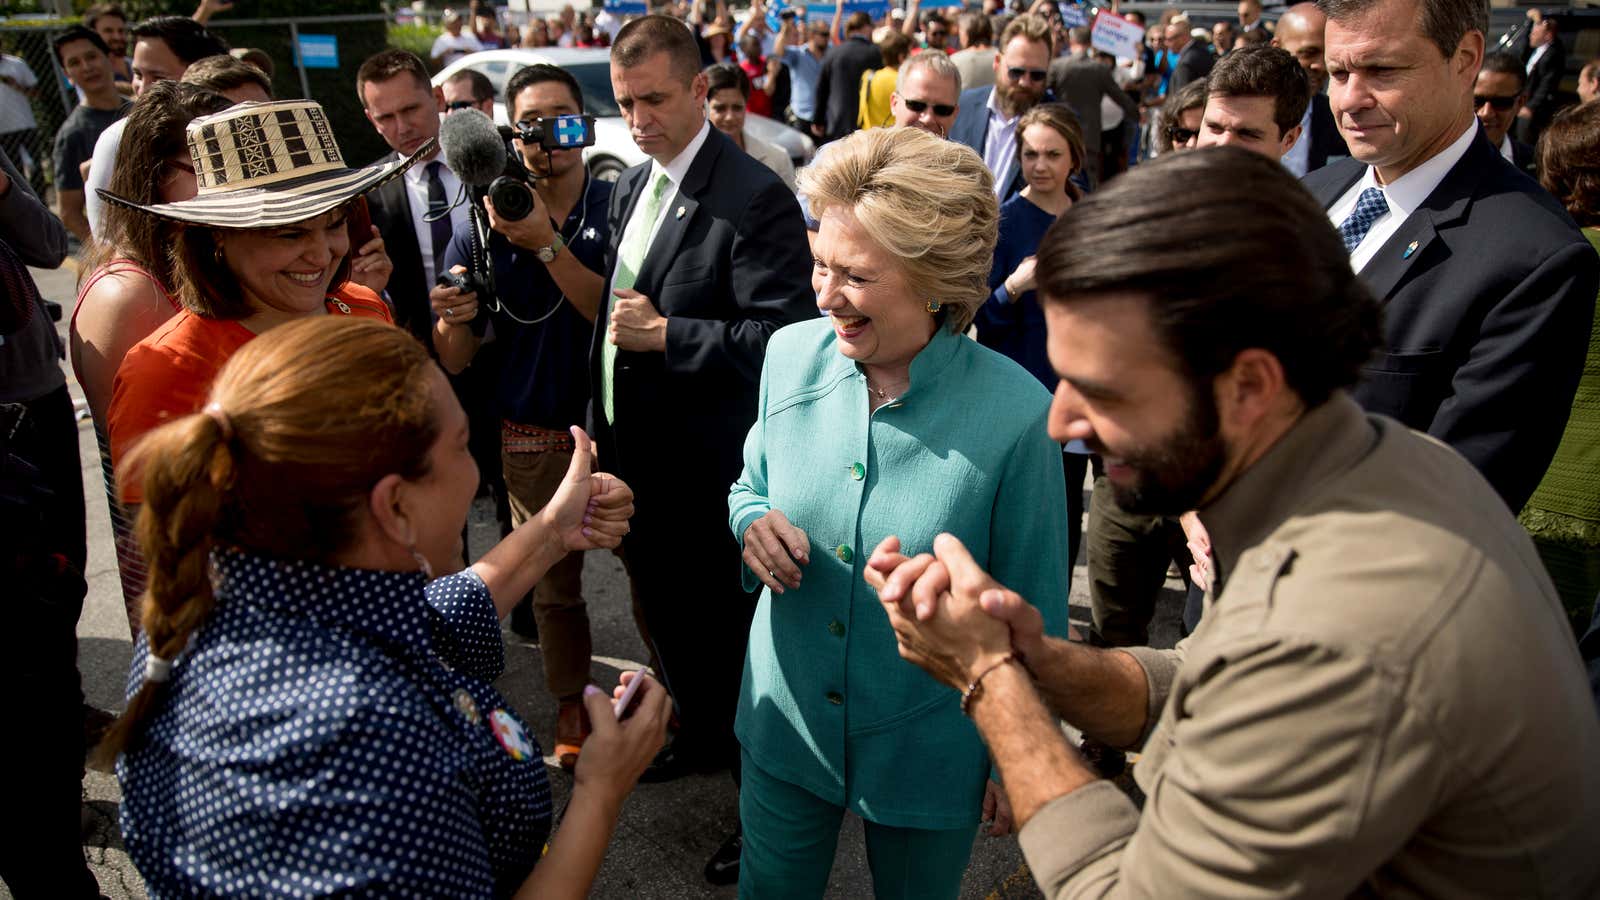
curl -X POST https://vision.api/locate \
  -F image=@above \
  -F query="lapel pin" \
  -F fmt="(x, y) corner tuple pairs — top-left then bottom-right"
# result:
(675, 205), (686, 220)
(1403, 240), (1418, 259)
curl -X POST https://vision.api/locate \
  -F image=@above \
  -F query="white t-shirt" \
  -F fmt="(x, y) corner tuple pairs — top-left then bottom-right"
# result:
(431, 32), (484, 66)
(83, 116), (127, 236)
(0, 55), (38, 134)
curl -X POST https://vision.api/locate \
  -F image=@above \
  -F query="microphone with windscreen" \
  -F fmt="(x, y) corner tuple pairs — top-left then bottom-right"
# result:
(438, 108), (513, 188)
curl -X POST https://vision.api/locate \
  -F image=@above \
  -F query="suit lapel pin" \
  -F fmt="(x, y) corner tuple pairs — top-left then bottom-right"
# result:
(675, 205), (686, 220)
(1403, 240), (1418, 259)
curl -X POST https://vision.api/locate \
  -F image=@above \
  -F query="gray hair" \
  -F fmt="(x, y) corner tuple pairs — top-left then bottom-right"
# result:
(897, 48), (962, 94)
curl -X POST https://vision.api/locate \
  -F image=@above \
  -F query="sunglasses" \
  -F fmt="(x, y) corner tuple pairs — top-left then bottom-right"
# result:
(1006, 66), (1048, 83)
(902, 98), (956, 117)
(445, 99), (478, 111)
(1168, 127), (1198, 144)
(1473, 94), (1520, 111)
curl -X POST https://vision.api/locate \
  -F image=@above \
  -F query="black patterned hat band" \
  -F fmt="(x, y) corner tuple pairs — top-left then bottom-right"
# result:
(98, 100), (434, 230)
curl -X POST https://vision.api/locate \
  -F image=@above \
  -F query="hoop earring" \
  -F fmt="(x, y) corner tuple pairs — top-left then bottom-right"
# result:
(410, 547), (434, 582)
(214, 243), (225, 265)
(926, 299), (942, 313)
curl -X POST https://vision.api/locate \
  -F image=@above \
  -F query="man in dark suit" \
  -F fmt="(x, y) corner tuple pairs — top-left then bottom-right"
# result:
(597, 15), (814, 784)
(1047, 26), (1138, 185)
(1273, 2), (1348, 176)
(1477, 52), (1540, 178)
(356, 49), (509, 565)
(1307, 0), (1597, 514)
(1518, 12), (1565, 146)
(1165, 17), (1214, 94)
(811, 11), (879, 143)
(949, 13), (1053, 200)
(357, 49), (463, 347)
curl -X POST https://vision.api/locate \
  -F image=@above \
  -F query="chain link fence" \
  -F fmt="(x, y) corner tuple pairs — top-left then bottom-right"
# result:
(0, 11), (393, 207)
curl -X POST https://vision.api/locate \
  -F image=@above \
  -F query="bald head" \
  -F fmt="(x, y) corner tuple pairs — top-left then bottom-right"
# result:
(1273, 2), (1327, 94)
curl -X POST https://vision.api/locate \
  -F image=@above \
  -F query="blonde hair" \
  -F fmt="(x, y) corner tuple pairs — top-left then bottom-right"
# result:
(798, 127), (997, 333)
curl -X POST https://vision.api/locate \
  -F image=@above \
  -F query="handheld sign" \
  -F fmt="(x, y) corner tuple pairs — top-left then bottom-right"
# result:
(1090, 10), (1146, 60)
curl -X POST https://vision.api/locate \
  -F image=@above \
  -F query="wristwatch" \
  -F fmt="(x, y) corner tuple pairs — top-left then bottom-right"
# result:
(535, 233), (564, 263)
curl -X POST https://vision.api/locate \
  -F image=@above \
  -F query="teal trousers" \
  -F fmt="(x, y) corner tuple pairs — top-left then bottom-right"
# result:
(737, 749), (978, 899)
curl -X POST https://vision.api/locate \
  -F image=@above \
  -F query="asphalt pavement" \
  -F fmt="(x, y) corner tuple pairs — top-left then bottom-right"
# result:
(24, 260), (1185, 900)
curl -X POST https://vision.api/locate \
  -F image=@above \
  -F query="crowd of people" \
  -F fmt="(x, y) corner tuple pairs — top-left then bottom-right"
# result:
(5, 0), (1600, 896)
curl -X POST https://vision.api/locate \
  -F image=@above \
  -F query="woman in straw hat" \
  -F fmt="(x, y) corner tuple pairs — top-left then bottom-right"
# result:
(101, 315), (670, 896)
(99, 98), (417, 502)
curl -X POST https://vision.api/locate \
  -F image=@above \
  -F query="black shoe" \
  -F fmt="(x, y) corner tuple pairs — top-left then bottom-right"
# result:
(508, 601), (539, 641)
(704, 828), (741, 886)
(638, 741), (725, 784)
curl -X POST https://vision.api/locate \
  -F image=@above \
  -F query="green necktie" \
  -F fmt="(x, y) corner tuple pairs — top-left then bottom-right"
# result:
(602, 170), (673, 425)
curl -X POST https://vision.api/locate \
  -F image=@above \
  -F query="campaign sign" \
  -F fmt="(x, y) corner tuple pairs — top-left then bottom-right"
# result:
(1058, 3), (1088, 28)
(295, 34), (339, 70)
(1090, 10), (1144, 59)
(806, 0), (892, 23)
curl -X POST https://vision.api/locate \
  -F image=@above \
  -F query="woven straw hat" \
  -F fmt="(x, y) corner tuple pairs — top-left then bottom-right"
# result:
(97, 99), (433, 229)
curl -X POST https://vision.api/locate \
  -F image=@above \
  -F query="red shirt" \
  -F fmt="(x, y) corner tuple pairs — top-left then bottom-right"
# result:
(109, 285), (391, 503)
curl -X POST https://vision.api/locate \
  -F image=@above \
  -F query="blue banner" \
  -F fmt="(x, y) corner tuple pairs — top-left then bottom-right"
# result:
(603, 0), (648, 13)
(806, 0), (890, 22)
(295, 34), (339, 70)
(1058, 3), (1089, 27)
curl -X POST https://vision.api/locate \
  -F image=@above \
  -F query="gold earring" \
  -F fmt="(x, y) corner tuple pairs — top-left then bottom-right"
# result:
(926, 299), (942, 313)
(214, 243), (225, 265)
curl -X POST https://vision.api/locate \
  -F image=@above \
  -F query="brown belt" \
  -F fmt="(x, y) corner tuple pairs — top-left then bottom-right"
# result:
(502, 420), (575, 454)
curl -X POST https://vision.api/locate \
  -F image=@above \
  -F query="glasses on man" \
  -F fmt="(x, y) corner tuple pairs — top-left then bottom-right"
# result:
(1169, 127), (1198, 145)
(902, 98), (956, 117)
(1006, 66), (1048, 83)
(1473, 94), (1520, 111)
(446, 99), (478, 112)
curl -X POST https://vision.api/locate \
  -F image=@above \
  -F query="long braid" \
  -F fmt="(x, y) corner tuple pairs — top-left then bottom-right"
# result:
(93, 413), (233, 767)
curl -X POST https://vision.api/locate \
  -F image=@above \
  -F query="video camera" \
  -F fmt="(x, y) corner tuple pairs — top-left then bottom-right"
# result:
(482, 115), (598, 221)
(434, 109), (597, 327)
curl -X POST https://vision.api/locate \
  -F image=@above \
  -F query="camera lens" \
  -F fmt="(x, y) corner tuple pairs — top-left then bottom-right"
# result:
(488, 176), (534, 221)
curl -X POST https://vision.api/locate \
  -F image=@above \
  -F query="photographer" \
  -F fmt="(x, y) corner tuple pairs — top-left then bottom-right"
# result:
(431, 63), (611, 772)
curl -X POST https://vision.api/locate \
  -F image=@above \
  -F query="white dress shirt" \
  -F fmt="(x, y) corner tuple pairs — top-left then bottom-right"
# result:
(1326, 120), (1480, 273)
(623, 119), (712, 268)
(403, 153), (471, 287)
(1499, 132), (1517, 165)
(982, 88), (1020, 199)
(1526, 43), (1548, 75)
(1282, 103), (1314, 177)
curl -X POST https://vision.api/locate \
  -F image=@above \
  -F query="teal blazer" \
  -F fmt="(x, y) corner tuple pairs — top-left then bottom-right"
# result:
(728, 317), (1071, 830)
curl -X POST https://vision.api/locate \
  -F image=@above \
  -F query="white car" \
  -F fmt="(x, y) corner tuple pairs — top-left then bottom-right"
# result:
(432, 47), (815, 182)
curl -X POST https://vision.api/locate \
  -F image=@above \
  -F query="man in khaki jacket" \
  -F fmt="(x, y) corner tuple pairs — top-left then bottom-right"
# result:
(866, 147), (1600, 898)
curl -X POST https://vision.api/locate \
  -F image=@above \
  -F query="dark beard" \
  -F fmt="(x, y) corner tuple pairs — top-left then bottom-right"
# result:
(1097, 387), (1226, 516)
(997, 82), (1041, 118)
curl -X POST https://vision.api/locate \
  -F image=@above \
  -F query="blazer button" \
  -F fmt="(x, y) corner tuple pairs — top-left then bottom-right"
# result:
(835, 544), (853, 563)
(826, 691), (844, 705)
(828, 620), (845, 637)
(849, 462), (865, 480)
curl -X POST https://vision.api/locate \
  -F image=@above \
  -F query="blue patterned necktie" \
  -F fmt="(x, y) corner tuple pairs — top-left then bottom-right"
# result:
(425, 161), (452, 281)
(1337, 186), (1389, 255)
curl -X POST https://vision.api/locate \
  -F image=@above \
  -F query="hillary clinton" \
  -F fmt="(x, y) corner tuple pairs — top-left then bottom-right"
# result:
(728, 126), (1071, 899)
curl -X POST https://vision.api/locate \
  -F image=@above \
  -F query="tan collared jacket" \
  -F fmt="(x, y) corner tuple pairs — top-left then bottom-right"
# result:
(1020, 394), (1600, 898)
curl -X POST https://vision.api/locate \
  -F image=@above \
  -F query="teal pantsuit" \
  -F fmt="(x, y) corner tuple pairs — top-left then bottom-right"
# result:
(728, 319), (1071, 895)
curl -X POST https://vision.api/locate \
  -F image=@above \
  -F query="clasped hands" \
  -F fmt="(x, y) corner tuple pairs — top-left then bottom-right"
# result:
(863, 534), (1048, 696)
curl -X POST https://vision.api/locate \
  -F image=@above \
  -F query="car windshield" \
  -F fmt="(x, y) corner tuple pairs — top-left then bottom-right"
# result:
(566, 61), (621, 117)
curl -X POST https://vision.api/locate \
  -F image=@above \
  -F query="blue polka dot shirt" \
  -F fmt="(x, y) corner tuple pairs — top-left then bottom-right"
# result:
(118, 550), (553, 897)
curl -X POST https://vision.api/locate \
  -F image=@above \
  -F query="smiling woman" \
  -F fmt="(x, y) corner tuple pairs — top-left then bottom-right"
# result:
(98, 99), (431, 501)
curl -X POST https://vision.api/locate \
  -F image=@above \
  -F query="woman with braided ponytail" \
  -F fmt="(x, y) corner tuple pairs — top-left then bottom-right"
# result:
(101, 317), (671, 896)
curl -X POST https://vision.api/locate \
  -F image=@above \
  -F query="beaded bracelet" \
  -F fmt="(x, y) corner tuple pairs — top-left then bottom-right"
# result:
(960, 653), (1019, 717)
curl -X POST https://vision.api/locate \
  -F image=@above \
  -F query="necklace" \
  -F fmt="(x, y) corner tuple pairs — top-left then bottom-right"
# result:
(866, 376), (910, 402)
